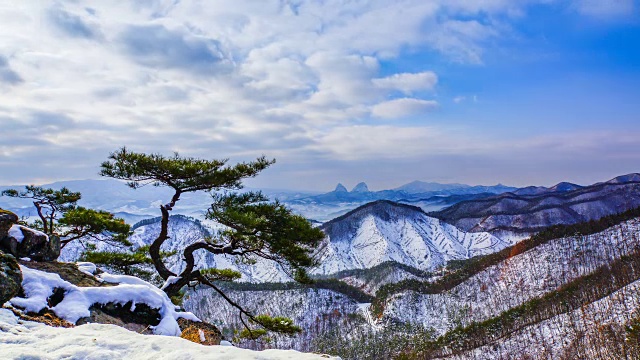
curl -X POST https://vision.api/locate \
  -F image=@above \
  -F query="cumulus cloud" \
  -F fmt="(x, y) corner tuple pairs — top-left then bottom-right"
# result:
(371, 98), (438, 119)
(117, 24), (229, 74)
(47, 6), (102, 39)
(372, 72), (438, 95)
(0, 0), (633, 188)
(0, 56), (22, 85)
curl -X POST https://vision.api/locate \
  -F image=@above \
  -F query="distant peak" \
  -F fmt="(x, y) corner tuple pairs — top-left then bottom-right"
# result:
(334, 183), (348, 192)
(351, 182), (369, 193)
(606, 173), (640, 184)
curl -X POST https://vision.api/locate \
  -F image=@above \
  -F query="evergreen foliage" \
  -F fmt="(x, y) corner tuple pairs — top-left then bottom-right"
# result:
(1, 186), (130, 251)
(99, 147), (325, 337)
(80, 245), (174, 282)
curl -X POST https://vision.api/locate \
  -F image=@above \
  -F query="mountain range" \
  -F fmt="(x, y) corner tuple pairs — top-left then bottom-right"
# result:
(432, 173), (640, 237)
(6, 172), (640, 358)
(314, 201), (508, 275)
(0, 178), (517, 223)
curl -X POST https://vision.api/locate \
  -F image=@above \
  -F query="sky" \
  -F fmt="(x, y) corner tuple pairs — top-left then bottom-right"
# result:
(0, 0), (639, 191)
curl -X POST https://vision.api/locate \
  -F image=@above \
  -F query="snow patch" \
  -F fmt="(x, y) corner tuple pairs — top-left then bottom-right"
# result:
(10, 265), (200, 336)
(76, 262), (97, 276)
(0, 308), (339, 359)
(8, 225), (24, 243)
(161, 275), (181, 290)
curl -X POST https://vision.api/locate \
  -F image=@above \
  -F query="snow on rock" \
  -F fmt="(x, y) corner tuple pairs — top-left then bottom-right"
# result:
(10, 265), (200, 336)
(0, 308), (339, 360)
(76, 261), (97, 276)
(161, 276), (182, 290)
(8, 224), (25, 243)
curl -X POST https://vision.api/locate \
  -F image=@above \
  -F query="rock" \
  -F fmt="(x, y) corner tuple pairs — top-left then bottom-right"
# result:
(0, 251), (22, 305)
(18, 260), (107, 288)
(178, 317), (222, 345)
(76, 305), (158, 334)
(1, 226), (60, 261)
(0, 209), (19, 240)
(15, 260), (223, 341)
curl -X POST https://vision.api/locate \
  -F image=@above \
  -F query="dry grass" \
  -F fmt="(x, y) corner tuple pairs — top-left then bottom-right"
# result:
(9, 307), (74, 328)
(178, 318), (222, 346)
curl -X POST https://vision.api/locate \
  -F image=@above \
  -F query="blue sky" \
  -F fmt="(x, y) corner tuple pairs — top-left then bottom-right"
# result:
(0, 0), (638, 191)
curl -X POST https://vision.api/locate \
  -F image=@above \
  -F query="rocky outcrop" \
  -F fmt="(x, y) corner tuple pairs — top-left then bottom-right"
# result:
(0, 210), (60, 261)
(1, 226), (60, 261)
(0, 251), (22, 305)
(0, 210), (19, 240)
(14, 260), (221, 344)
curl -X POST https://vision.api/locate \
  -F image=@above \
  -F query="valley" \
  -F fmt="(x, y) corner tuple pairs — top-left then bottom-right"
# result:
(4, 173), (640, 359)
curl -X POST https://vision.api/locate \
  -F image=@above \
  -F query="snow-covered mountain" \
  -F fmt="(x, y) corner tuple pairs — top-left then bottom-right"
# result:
(61, 200), (507, 284)
(184, 287), (360, 351)
(432, 173), (640, 236)
(0, 178), (519, 223)
(287, 181), (517, 221)
(313, 201), (509, 275)
(61, 215), (295, 283)
(381, 217), (640, 336)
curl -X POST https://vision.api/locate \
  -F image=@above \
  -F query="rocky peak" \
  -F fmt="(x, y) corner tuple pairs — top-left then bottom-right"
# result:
(351, 182), (369, 193)
(334, 183), (348, 193)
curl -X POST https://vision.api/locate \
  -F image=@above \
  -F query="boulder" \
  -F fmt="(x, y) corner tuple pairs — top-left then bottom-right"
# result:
(0, 251), (22, 305)
(178, 317), (222, 345)
(16, 260), (223, 341)
(0, 225), (60, 261)
(0, 209), (19, 240)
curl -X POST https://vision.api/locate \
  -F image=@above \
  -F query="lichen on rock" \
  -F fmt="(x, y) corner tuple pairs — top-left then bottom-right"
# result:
(0, 251), (22, 305)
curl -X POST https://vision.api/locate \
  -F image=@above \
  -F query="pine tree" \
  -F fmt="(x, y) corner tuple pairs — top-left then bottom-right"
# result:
(99, 147), (325, 337)
(1, 185), (131, 249)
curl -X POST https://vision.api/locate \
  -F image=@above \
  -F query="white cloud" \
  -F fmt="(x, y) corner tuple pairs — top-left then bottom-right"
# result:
(0, 0), (629, 187)
(371, 98), (438, 119)
(372, 72), (438, 95)
(573, 0), (635, 18)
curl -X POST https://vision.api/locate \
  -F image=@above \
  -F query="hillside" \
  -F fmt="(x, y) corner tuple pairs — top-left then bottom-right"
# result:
(0, 309), (339, 360)
(311, 210), (640, 359)
(315, 201), (508, 275)
(431, 173), (640, 236)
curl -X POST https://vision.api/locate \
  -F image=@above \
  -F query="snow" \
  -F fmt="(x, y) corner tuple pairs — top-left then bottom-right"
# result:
(315, 212), (508, 275)
(0, 308), (339, 360)
(8, 224), (25, 242)
(383, 218), (640, 336)
(8, 224), (48, 243)
(76, 261), (97, 275)
(161, 275), (182, 290)
(10, 265), (200, 336)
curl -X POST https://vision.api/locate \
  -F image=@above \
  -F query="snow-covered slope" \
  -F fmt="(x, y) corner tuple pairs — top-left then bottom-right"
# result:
(314, 201), (508, 275)
(446, 277), (640, 359)
(184, 286), (361, 352)
(0, 308), (338, 360)
(382, 217), (640, 336)
(62, 203), (506, 282)
(61, 215), (294, 283)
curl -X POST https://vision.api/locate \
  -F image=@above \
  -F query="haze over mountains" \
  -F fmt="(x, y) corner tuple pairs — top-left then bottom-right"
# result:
(0, 178), (516, 223)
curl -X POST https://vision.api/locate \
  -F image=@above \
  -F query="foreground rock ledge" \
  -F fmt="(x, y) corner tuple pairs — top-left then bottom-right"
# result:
(0, 308), (338, 360)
